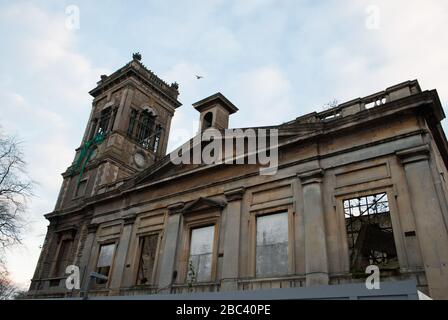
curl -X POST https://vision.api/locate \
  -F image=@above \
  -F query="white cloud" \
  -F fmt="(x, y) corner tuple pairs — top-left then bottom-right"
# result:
(0, 2), (108, 288)
(229, 66), (295, 127)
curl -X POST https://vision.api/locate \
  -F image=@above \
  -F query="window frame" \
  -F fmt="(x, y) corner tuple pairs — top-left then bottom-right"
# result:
(93, 241), (118, 288)
(134, 232), (162, 286)
(336, 188), (405, 275)
(248, 205), (295, 278)
(181, 214), (220, 284)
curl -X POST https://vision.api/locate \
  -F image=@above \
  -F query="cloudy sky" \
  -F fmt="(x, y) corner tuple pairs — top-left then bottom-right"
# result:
(1, 0), (447, 289)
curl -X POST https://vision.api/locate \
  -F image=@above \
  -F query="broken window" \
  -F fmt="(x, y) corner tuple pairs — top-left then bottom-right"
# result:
(137, 110), (155, 149)
(152, 125), (162, 153)
(52, 239), (73, 277)
(98, 107), (112, 135)
(188, 225), (215, 283)
(344, 192), (398, 273)
(137, 234), (159, 285)
(256, 212), (289, 277)
(96, 243), (115, 285)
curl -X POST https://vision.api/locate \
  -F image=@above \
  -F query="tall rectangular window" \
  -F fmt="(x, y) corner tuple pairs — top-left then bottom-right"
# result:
(98, 107), (112, 135)
(96, 243), (115, 284)
(188, 225), (215, 283)
(344, 192), (398, 273)
(53, 239), (73, 278)
(256, 212), (289, 277)
(127, 109), (138, 138)
(137, 234), (159, 285)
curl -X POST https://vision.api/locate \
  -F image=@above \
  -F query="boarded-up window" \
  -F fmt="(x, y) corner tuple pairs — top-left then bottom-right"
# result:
(188, 225), (215, 283)
(344, 192), (398, 273)
(256, 212), (289, 277)
(96, 243), (115, 284)
(137, 234), (159, 285)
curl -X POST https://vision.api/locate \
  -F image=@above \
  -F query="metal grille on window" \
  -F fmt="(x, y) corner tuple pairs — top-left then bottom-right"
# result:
(127, 109), (138, 137)
(127, 110), (163, 152)
(343, 192), (398, 273)
(98, 107), (113, 135)
(188, 226), (215, 283)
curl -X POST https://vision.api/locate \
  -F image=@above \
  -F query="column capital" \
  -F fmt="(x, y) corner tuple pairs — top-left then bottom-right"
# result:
(396, 144), (430, 165)
(297, 169), (324, 185)
(87, 223), (99, 234)
(224, 187), (245, 202)
(123, 213), (137, 225)
(167, 202), (185, 215)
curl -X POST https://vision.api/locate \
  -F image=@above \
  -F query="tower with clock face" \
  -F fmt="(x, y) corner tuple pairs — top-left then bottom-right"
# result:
(54, 53), (181, 210)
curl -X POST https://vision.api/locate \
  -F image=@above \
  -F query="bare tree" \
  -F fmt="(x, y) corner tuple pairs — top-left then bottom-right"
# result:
(0, 133), (32, 249)
(321, 99), (339, 111)
(0, 267), (17, 300)
(0, 131), (33, 299)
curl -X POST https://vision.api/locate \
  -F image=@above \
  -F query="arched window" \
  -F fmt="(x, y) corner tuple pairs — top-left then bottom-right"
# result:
(202, 112), (213, 130)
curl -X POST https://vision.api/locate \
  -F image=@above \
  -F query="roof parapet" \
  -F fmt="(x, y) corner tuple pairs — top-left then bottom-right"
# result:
(291, 80), (422, 124)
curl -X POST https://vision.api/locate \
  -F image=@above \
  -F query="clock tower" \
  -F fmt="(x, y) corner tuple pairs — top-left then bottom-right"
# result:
(54, 53), (181, 210)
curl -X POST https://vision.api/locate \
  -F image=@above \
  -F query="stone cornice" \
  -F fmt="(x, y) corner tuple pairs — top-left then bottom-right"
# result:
(167, 202), (185, 215)
(123, 213), (137, 225)
(224, 187), (245, 202)
(298, 169), (324, 185)
(87, 223), (99, 234)
(396, 144), (430, 165)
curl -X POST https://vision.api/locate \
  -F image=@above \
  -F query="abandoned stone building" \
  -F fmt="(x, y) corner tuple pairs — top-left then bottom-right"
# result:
(28, 54), (448, 299)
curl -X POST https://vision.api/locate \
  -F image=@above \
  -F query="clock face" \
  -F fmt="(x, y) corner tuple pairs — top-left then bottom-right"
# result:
(134, 152), (146, 168)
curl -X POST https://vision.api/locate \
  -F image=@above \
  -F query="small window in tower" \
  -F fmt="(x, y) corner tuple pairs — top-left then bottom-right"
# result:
(127, 109), (138, 138)
(343, 192), (398, 274)
(188, 225), (215, 283)
(98, 107), (112, 135)
(96, 243), (115, 285)
(256, 212), (289, 277)
(136, 234), (159, 285)
(202, 112), (213, 130)
(137, 110), (156, 149)
(152, 125), (162, 153)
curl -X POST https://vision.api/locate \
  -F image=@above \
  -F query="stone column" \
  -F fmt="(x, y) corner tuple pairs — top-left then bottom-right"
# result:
(221, 187), (245, 291)
(79, 223), (98, 291)
(298, 169), (329, 287)
(396, 145), (448, 299)
(157, 202), (184, 293)
(108, 213), (137, 292)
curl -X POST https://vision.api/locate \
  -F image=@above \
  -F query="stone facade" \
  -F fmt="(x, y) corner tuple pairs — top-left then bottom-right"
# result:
(28, 56), (448, 299)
